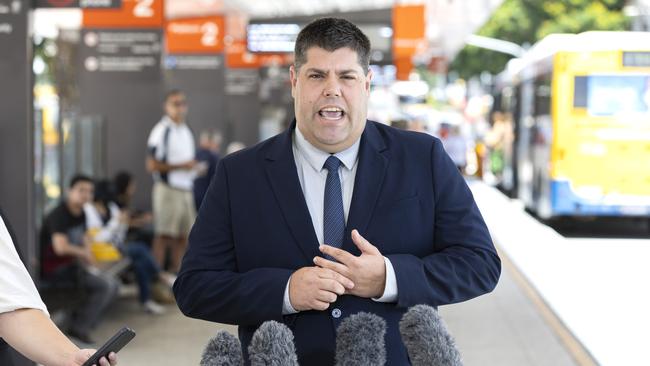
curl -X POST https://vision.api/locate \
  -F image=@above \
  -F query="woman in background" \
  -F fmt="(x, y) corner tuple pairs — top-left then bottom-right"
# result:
(84, 181), (174, 315)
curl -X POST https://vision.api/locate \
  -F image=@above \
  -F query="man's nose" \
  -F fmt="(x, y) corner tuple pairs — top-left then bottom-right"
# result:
(323, 77), (341, 98)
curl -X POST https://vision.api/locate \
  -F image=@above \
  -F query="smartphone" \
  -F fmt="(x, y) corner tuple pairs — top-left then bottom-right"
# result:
(81, 327), (136, 366)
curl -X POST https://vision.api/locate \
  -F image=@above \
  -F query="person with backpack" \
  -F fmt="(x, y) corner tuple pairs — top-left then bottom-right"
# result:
(146, 90), (203, 274)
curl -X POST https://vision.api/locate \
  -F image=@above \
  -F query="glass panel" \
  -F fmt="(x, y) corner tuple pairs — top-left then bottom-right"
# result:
(573, 76), (588, 108)
(586, 75), (650, 116)
(33, 87), (62, 217)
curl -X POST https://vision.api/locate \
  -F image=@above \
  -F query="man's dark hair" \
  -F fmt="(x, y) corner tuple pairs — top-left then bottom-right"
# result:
(294, 18), (371, 74)
(164, 89), (184, 103)
(69, 174), (94, 189)
(93, 180), (115, 206)
(113, 171), (133, 197)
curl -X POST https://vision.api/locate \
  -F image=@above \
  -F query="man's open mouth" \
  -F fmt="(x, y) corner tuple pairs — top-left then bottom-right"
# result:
(318, 107), (345, 120)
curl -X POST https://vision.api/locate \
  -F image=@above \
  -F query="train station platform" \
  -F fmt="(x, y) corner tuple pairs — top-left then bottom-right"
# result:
(87, 181), (648, 365)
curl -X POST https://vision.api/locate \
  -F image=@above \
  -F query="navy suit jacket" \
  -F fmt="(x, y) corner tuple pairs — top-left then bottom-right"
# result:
(174, 121), (501, 365)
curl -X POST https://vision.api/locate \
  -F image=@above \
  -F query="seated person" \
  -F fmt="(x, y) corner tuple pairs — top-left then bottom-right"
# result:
(84, 180), (174, 315)
(40, 175), (118, 344)
(113, 171), (153, 246)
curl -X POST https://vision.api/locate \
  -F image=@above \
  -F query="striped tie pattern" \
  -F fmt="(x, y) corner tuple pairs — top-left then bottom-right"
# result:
(323, 156), (345, 252)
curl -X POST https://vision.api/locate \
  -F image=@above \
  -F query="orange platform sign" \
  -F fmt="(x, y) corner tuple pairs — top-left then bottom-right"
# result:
(392, 4), (426, 58)
(166, 16), (225, 54)
(83, 0), (163, 28)
(392, 4), (426, 79)
(226, 39), (261, 68)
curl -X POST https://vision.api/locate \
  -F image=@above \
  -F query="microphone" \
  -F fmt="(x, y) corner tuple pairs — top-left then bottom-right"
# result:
(248, 320), (299, 366)
(335, 312), (387, 366)
(399, 304), (463, 366)
(200, 331), (244, 366)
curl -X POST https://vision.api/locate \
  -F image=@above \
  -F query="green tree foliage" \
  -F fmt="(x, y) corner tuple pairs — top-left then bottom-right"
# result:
(449, 0), (629, 79)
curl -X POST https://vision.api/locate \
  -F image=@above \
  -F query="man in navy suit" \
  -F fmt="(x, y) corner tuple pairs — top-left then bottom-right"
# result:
(174, 18), (500, 365)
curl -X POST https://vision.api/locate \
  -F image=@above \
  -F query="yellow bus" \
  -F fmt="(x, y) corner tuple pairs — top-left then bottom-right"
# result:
(492, 32), (650, 219)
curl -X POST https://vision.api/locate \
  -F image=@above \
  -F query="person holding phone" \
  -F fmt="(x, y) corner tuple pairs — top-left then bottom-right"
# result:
(0, 209), (118, 366)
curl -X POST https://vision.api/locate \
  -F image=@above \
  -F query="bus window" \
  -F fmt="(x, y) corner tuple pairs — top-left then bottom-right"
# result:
(573, 76), (588, 108)
(534, 76), (551, 117)
(574, 75), (650, 116)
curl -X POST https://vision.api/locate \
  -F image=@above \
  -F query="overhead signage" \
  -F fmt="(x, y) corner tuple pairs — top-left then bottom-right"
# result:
(165, 16), (225, 54)
(164, 55), (221, 70)
(83, 0), (162, 28)
(0, 0), (22, 40)
(247, 23), (300, 53)
(34, 0), (121, 9)
(225, 68), (259, 96)
(80, 28), (161, 76)
(623, 52), (650, 67)
(392, 4), (426, 80)
(165, 0), (222, 20)
(226, 39), (260, 68)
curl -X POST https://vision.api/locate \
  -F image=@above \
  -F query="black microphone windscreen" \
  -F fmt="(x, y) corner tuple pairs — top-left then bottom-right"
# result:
(399, 304), (463, 366)
(200, 330), (244, 366)
(248, 320), (299, 366)
(335, 312), (387, 366)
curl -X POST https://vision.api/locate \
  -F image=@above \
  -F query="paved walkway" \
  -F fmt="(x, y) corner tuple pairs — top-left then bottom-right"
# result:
(88, 182), (584, 365)
(90, 263), (577, 365)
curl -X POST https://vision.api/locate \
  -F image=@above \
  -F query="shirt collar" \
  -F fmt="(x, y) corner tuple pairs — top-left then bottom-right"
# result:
(162, 115), (185, 127)
(294, 126), (360, 172)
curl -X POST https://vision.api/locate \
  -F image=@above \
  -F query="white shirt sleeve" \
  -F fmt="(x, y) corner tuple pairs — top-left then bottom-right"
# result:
(0, 217), (49, 316)
(147, 121), (165, 159)
(282, 277), (299, 315)
(372, 256), (398, 303)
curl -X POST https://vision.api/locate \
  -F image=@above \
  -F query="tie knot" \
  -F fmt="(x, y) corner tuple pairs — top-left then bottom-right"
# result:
(323, 156), (342, 172)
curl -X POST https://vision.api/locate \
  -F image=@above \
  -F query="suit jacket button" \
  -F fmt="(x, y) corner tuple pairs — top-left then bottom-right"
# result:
(331, 308), (342, 318)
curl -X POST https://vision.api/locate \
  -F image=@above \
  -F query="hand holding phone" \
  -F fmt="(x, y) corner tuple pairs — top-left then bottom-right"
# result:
(81, 327), (135, 366)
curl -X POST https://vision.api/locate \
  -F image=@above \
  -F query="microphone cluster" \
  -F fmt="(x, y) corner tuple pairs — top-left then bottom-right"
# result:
(200, 304), (462, 366)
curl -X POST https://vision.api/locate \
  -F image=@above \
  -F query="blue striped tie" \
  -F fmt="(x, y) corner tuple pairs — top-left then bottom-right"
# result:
(323, 156), (345, 252)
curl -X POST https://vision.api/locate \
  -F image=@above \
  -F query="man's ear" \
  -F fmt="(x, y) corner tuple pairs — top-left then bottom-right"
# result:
(290, 65), (298, 98)
(365, 67), (374, 93)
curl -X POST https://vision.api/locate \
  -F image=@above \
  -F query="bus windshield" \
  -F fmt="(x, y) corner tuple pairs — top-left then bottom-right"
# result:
(574, 75), (650, 116)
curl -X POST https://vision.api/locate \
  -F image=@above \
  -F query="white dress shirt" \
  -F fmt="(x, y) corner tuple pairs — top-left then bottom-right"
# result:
(282, 127), (398, 314)
(0, 215), (49, 316)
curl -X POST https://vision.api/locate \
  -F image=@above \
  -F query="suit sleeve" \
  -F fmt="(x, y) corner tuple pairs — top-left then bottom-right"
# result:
(387, 138), (501, 307)
(173, 160), (293, 326)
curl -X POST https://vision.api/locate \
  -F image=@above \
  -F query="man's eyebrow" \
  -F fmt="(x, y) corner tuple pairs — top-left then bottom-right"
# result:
(304, 68), (360, 75)
(305, 68), (327, 74)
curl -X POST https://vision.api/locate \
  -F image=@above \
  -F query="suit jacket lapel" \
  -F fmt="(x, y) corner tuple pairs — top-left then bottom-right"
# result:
(344, 121), (389, 254)
(263, 122), (320, 262)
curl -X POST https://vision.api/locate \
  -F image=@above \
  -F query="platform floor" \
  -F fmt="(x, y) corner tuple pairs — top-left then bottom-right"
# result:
(86, 181), (641, 365)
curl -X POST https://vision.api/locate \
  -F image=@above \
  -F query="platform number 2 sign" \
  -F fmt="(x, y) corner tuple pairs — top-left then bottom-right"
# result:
(134, 0), (154, 18)
(201, 22), (219, 47)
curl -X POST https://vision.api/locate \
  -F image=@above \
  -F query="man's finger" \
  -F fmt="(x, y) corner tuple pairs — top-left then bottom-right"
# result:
(320, 245), (356, 264)
(315, 290), (338, 304)
(317, 268), (354, 289)
(351, 230), (380, 255)
(312, 300), (330, 311)
(318, 278), (346, 295)
(314, 256), (349, 277)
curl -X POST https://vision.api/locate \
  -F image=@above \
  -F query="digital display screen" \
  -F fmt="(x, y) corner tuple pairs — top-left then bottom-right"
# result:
(623, 52), (650, 67)
(247, 24), (300, 53)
